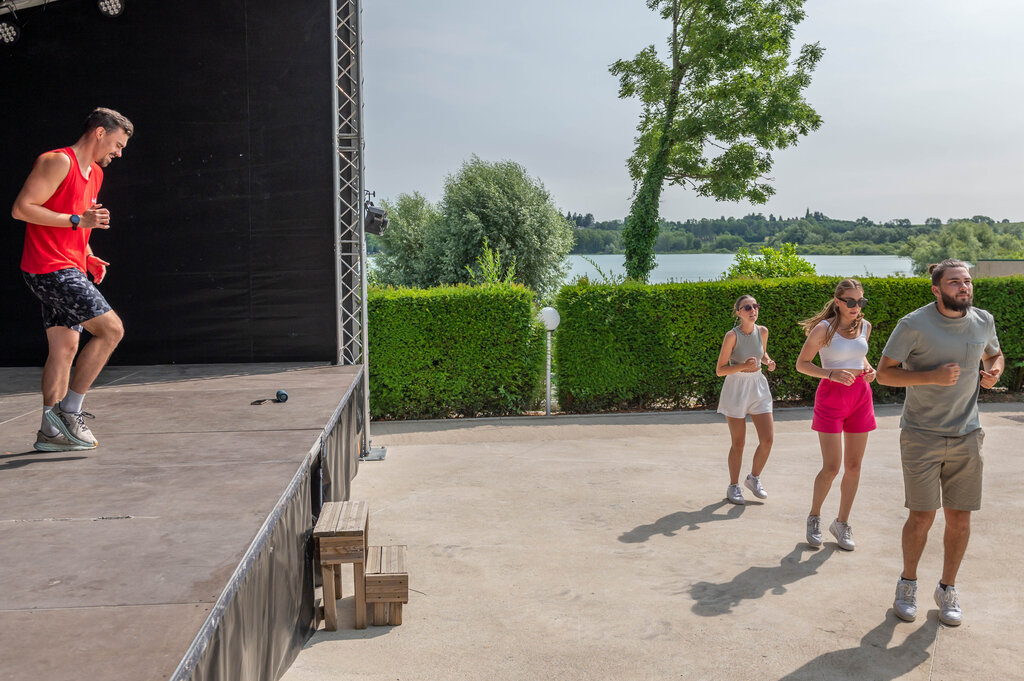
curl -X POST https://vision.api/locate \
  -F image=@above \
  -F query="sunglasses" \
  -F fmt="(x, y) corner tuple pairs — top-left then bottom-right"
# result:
(839, 297), (868, 309)
(739, 303), (760, 312)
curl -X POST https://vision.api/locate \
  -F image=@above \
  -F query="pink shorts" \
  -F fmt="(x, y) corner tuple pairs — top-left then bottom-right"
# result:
(811, 376), (876, 433)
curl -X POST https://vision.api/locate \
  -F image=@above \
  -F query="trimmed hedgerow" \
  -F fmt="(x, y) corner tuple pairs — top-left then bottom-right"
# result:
(367, 284), (546, 419)
(554, 276), (1022, 413)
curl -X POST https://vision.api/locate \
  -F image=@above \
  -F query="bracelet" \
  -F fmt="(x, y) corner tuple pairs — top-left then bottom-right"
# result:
(828, 370), (833, 381)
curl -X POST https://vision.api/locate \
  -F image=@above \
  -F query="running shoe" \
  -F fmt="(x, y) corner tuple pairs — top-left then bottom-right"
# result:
(744, 473), (768, 499)
(34, 430), (95, 452)
(46, 403), (97, 447)
(829, 518), (855, 551)
(893, 577), (917, 622)
(934, 583), (962, 626)
(806, 515), (822, 547)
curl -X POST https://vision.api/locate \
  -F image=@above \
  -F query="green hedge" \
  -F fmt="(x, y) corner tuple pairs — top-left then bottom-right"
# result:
(368, 284), (546, 419)
(554, 276), (1023, 412)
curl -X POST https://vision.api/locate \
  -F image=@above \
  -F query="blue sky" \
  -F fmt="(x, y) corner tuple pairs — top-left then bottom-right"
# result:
(363, 0), (1024, 223)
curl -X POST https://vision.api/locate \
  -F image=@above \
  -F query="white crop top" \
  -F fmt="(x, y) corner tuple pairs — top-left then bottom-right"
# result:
(817, 320), (868, 369)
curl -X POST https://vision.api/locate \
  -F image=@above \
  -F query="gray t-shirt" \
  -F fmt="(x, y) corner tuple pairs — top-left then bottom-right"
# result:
(881, 303), (1000, 436)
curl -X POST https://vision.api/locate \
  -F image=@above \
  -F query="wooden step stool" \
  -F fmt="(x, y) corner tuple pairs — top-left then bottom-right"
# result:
(365, 545), (408, 626)
(313, 500), (368, 630)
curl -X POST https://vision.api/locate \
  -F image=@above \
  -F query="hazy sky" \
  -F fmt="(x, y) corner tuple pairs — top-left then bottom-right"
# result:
(362, 0), (1024, 223)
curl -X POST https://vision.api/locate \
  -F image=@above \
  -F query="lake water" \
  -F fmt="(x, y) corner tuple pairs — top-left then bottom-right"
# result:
(566, 253), (915, 283)
(368, 253), (917, 284)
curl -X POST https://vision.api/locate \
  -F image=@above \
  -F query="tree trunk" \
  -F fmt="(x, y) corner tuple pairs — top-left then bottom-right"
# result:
(623, 148), (671, 281)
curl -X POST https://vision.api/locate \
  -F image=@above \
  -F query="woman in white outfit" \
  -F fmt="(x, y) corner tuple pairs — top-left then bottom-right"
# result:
(715, 294), (777, 505)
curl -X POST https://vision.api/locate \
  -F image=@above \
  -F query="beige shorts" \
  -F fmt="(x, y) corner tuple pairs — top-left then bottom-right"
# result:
(899, 428), (984, 511)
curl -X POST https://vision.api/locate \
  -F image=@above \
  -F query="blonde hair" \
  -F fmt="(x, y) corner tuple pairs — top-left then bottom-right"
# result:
(799, 279), (865, 345)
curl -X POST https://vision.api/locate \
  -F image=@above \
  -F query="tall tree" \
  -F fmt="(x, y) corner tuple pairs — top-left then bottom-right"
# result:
(611, 0), (823, 281)
(424, 156), (574, 296)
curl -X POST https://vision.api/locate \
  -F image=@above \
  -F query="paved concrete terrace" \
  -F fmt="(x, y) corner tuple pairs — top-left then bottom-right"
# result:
(282, 403), (1024, 681)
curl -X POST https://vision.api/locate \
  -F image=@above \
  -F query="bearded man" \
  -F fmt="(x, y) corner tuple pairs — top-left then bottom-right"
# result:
(877, 258), (1004, 627)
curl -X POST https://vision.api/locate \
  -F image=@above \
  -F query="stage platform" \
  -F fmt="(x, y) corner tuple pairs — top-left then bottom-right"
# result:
(0, 363), (364, 681)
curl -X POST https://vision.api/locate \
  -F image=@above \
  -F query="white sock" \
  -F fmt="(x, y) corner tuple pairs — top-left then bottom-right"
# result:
(60, 389), (85, 414)
(42, 407), (59, 436)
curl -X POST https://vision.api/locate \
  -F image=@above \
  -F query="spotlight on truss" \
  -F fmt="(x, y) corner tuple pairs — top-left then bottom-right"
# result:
(0, 14), (20, 45)
(363, 190), (389, 236)
(97, 0), (125, 18)
(365, 205), (389, 236)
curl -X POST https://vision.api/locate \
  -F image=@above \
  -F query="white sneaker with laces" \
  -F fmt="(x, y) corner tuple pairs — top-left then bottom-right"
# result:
(46, 403), (98, 447)
(806, 515), (822, 547)
(829, 518), (855, 551)
(934, 583), (962, 626)
(744, 473), (768, 499)
(893, 577), (917, 622)
(726, 484), (745, 505)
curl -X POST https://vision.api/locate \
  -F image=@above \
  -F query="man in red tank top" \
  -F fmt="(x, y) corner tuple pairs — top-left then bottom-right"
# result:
(12, 108), (134, 452)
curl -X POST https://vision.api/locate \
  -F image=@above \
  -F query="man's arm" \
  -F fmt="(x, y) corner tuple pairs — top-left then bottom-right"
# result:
(876, 355), (960, 387)
(12, 153), (74, 226)
(980, 350), (1005, 389)
(12, 153), (110, 229)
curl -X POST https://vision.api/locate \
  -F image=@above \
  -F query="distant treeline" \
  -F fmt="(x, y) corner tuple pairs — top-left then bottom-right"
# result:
(564, 210), (1020, 256)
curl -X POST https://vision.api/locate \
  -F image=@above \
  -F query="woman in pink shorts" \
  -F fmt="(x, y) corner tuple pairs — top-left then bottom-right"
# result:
(796, 279), (877, 551)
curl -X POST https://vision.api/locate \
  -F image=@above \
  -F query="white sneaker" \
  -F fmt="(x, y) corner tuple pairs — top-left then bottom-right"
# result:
(893, 577), (917, 622)
(744, 474), (768, 499)
(934, 583), (962, 626)
(726, 484), (745, 505)
(829, 518), (855, 551)
(806, 515), (822, 547)
(46, 403), (98, 447)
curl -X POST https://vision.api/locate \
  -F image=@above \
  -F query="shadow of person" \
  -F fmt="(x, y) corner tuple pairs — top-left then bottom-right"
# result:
(619, 499), (745, 544)
(0, 451), (89, 470)
(688, 543), (836, 616)
(778, 615), (940, 681)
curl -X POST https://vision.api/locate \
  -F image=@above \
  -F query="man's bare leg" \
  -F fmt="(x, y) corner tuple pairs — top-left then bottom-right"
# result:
(901, 509), (936, 580)
(940, 508), (971, 586)
(69, 310), (124, 395)
(42, 326), (81, 406)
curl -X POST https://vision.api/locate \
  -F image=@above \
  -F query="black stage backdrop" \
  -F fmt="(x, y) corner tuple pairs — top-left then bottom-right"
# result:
(0, 0), (336, 365)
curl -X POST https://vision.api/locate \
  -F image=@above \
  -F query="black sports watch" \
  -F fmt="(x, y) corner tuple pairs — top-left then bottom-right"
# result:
(69, 214), (81, 230)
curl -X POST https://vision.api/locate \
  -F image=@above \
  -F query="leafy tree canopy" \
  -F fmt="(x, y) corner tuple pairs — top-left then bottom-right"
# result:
(374, 157), (574, 296)
(374, 191), (440, 288)
(612, 0), (823, 281)
(722, 242), (816, 279)
(902, 221), (1024, 274)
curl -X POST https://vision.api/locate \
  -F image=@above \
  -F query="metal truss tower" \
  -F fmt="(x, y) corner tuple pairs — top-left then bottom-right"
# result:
(332, 0), (373, 457)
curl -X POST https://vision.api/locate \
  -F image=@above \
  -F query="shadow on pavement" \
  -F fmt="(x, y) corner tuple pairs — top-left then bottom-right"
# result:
(688, 543), (836, 616)
(618, 500), (745, 543)
(778, 615), (940, 680)
(0, 451), (89, 469)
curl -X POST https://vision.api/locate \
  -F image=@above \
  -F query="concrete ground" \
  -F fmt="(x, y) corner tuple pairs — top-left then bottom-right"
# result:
(281, 403), (1024, 681)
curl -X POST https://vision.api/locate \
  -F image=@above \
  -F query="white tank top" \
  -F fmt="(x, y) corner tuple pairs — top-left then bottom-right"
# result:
(817, 320), (868, 369)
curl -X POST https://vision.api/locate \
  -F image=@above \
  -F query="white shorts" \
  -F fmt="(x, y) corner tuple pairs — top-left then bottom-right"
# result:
(717, 371), (773, 419)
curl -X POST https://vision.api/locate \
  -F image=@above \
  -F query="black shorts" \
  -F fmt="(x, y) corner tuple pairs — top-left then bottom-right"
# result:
(22, 268), (112, 332)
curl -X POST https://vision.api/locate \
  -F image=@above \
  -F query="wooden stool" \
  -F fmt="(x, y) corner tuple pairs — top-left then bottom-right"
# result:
(365, 545), (408, 626)
(314, 500), (368, 630)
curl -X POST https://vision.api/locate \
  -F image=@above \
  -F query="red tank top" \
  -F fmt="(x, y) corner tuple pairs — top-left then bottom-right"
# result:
(20, 147), (104, 274)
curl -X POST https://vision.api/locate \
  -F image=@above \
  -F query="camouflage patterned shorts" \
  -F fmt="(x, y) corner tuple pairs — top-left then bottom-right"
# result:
(22, 268), (112, 332)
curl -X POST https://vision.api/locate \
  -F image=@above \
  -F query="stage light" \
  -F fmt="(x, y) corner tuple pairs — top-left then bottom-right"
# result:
(97, 0), (124, 18)
(0, 16), (20, 46)
(365, 205), (389, 236)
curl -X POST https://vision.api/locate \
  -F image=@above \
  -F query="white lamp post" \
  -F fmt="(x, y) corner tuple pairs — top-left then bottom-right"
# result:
(538, 307), (560, 416)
